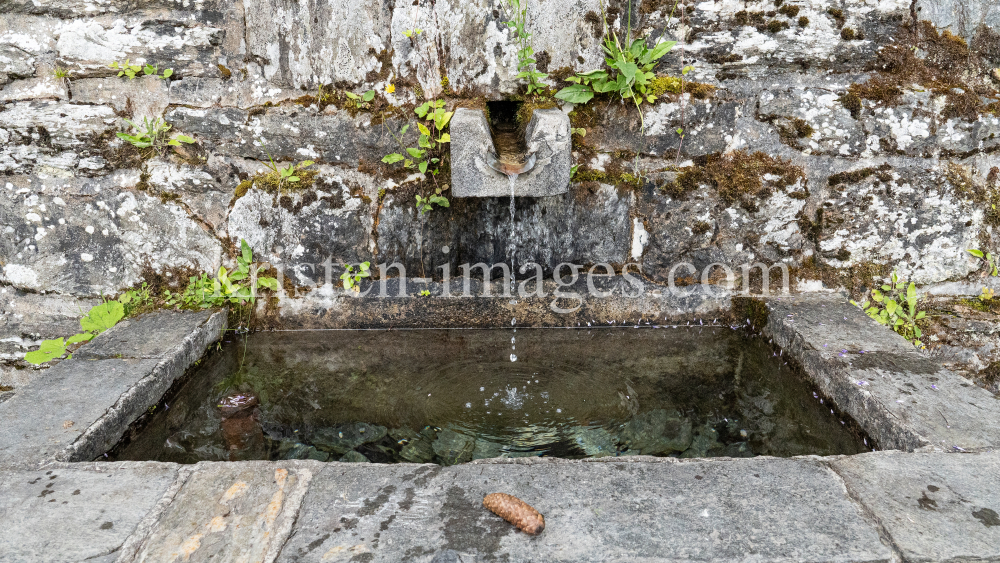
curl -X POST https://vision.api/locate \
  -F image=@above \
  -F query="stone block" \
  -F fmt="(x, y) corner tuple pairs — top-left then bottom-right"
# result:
(451, 108), (570, 198)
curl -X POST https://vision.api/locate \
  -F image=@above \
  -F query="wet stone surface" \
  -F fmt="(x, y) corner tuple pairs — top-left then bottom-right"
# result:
(109, 327), (868, 465)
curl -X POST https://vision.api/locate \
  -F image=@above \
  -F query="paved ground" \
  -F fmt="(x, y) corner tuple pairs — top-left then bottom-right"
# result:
(1, 301), (999, 562)
(1, 452), (998, 562)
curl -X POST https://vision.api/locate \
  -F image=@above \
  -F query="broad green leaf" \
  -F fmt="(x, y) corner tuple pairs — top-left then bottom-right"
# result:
(362, 90), (375, 102)
(258, 277), (279, 292)
(406, 147), (425, 158)
(646, 41), (676, 62)
(967, 249), (984, 258)
(67, 333), (94, 344)
(885, 299), (897, 316)
(915, 311), (926, 320)
(162, 68), (173, 78)
(345, 92), (360, 100)
(418, 135), (432, 148)
(907, 282), (916, 299)
(174, 134), (195, 144)
(418, 123), (431, 136)
(554, 84), (595, 104)
(438, 133), (451, 143)
(435, 111), (453, 129)
(288, 176), (300, 182)
(418, 161), (428, 174)
(415, 102), (431, 118)
(400, 124), (410, 136)
(80, 301), (125, 334)
(383, 153), (405, 164)
(25, 338), (67, 365)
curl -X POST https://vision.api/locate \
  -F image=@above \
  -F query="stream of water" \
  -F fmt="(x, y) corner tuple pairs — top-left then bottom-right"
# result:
(509, 173), (518, 363)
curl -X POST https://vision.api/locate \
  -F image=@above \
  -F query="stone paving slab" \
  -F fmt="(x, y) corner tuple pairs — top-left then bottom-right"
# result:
(760, 295), (1000, 451)
(0, 462), (179, 563)
(74, 310), (220, 361)
(0, 310), (226, 469)
(124, 460), (318, 563)
(0, 358), (163, 469)
(830, 450), (1000, 563)
(278, 457), (892, 563)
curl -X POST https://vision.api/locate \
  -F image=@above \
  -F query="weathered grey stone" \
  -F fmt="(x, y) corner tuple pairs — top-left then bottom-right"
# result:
(451, 108), (571, 198)
(915, 0), (1000, 43)
(0, 43), (35, 79)
(339, 450), (370, 463)
(285, 443), (330, 462)
(375, 182), (632, 279)
(72, 75), (169, 120)
(276, 457), (891, 562)
(568, 426), (616, 457)
(75, 309), (219, 360)
(0, 76), (68, 102)
(0, 358), (162, 468)
(126, 461), (317, 563)
(620, 409), (693, 455)
(164, 105), (407, 166)
(757, 84), (865, 156)
(0, 462), (180, 562)
(0, 172), (223, 295)
(0, 310), (223, 468)
(311, 423), (387, 455)
(168, 77), (226, 107)
(0, 101), (117, 148)
(432, 429), (475, 465)
(0, 287), (99, 366)
(399, 436), (436, 464)
(762, 294), (1000, 451)
(830, 450), (1000, 562)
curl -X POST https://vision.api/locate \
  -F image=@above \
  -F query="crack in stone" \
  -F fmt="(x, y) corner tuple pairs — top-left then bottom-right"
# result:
(824, 460), (906, 563)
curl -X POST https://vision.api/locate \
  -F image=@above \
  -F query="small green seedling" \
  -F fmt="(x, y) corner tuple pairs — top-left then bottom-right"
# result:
(53, 67), (70, 79)
(345, 90), (376, 109)
(341, 262), (371, 292)
(967, 248), (998, 276)
(117, 117), (195, 151)
(110, 59), (173, 80)
(416, 185), (450, 215)
(852, 271), (926, 348)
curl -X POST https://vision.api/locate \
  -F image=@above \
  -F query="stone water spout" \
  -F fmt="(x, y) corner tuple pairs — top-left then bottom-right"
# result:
(450, 107), (571, 197)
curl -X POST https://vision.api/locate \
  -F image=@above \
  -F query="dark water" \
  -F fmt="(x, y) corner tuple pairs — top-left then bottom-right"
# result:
(108, 328), (870, 465)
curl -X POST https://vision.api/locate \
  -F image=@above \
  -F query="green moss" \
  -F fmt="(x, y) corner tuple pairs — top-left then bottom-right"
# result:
(840, 27), (857, 41)
(731, 296), (770, 330)
(839, 91), (864, 119)
(798, 16), (810, 27)
(827, 8), (845, 27)
(766, 20), (790, 33)
(659, 150), (805, 212)
(778, 4), (799, 17)
(945, 162), (1000, 227)
(691, 221), (711, 235)
(828, 163), (892, 186)
(217, 64), (232, 79)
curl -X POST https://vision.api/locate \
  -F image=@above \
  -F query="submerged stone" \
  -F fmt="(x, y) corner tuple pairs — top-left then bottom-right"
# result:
(339, 450), (370, 463)
(399, 437), (436, 464)
(283, 443), (330, 462)
(620, 409), (694, 455)
(432, 429), (475, 466)
(569, 426), (617, 457)
(472, 439), (503, 460)
(680, 423), (726, 459)
(310, 423), (387, 454)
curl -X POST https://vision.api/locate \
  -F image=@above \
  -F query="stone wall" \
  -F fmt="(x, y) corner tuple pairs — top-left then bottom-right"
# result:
(1, 0), (999, 302)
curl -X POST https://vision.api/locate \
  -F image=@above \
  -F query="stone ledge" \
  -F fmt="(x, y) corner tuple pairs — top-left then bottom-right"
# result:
(0, 310), (226, 469)
(760, 294), (1000, 452)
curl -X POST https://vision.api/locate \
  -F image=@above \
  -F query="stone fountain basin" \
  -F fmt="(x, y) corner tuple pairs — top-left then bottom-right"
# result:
(1, 294), (1000, 561)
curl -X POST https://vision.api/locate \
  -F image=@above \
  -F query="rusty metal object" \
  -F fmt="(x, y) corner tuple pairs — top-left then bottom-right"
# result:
(482, 493), (545, 535)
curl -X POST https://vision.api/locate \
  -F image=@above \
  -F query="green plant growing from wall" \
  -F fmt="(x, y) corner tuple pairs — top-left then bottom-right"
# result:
(555, 2), (678, 129)
(852, 271), (926, 348)
(164, 240), (278, 310)
(117, 117), (195, 153)
(344, 89), (376, 109)
(252, 139), (315, 192)
(53, 67), (70, 79)
(416, 187), (450, 214)
(383, 99), (453, 178)
(967, 248), (998, 276)
(502, 0), (548, 95)
(109, 59), (173, 80)
(340, 262), (371, 292)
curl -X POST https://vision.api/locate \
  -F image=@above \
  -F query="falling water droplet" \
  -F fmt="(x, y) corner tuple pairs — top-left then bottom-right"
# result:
(511, 318), (516, 326)
(510, 353), (517, 362)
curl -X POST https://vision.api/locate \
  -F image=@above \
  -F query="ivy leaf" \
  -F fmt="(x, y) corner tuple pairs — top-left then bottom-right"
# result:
(25, 338), (67, 365)
(80, 301), (125, 334)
